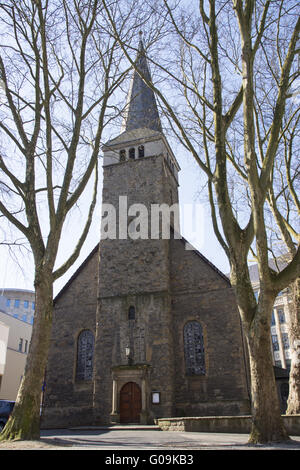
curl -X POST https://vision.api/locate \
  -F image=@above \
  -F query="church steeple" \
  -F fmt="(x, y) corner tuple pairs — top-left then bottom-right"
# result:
(121, 33), (162, 133)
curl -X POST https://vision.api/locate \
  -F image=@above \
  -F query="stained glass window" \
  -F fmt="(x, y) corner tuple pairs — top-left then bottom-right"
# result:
(184, 321), (206, 375)
(76, 330), (94, 381)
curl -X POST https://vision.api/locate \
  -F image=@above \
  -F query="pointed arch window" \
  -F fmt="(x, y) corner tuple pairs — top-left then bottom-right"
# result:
(76, 330), (94, 381)
(138, 145), (144, 158)
(129, 148), (135, 159)
(128, 305), (135, 320)
(119, 149), (126, 162)
(184, 321), (206, 375)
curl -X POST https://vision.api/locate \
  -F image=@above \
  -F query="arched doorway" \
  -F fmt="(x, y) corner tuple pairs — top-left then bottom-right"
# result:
(120, 382), (142, 423)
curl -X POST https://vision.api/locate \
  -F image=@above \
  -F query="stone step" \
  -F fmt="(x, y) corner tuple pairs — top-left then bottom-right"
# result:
(69, 424), (161, 431)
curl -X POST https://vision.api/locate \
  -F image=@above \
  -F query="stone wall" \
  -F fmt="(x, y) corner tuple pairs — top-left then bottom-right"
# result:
(170, 237), (251, 417)
(157, 415), (300, 436)
(41, 246), (99, 428)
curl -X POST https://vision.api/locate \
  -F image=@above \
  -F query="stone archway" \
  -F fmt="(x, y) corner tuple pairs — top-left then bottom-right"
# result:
(120, 381), (142, 423)
(111, 364), (151, 424)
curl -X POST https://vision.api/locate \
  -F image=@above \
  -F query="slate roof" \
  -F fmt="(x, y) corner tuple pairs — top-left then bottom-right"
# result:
(121, 37), (162, 133)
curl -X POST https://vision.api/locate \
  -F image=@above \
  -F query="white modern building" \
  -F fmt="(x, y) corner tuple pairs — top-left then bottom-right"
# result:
(1, 288), (35, 325)
(0, 289), (34, 400)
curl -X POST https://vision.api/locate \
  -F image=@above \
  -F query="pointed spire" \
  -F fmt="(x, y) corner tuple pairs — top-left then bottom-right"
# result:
(121, 33), (162, 133)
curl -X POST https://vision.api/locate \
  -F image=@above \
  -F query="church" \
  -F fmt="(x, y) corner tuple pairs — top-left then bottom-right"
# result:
(41, 39), (250, 428)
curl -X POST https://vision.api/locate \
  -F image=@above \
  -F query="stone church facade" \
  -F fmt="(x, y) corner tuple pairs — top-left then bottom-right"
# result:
(41, 40), (250, 428)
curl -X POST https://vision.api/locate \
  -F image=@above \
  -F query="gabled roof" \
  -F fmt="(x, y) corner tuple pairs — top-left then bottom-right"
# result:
(172, 228), (231, 284)
(54, 231), (230, 304)
(54, 244), (99, 304)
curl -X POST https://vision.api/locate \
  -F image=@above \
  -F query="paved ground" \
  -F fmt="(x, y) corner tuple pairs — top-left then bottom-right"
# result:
(0, 425), (300, 451)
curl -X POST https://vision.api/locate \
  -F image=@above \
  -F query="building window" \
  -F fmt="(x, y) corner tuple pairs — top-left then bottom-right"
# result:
(24, 340), (28, 353)
(24, 300), (29, 308)
(6, 299), (11, 307)
(32, 302), (35, 310)
(14, 299), (20, 308)
(128, 306), (135, 320)
(278, 309), (285, 324)
(138, 145), (144, 158)
(75, 330), (94, 381)
(184, 321), (206, 375)
(282, 333), (290, 350)
(272, 334), (279, 351)
(19, 338), (23, 352)
(129, 147), (135, 159)
(119, 149), (126, 162)
(271, 311), (276, 326)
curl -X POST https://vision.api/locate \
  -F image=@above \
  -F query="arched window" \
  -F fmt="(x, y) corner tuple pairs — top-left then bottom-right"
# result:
(129, 148), (135, 159)
(119, 149), (126, 162)
(138, 145), (144, 158)
(128, 306), (135, 320)
(76, 330), (94, 381)
(183, 321), (205, 375)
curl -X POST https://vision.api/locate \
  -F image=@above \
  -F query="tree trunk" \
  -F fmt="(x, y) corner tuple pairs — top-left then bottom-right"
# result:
(0, 272), (53, 441)
(246, 309), (289, 443)
(286, 278), (300, 414)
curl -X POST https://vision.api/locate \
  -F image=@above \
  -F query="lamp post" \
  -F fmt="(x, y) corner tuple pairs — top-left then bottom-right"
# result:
(125, 347), (132, 365)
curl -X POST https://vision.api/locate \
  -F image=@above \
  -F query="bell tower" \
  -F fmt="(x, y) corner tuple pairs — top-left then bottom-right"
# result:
(42, 37), (251, 430)
(93, 37), (180, 424)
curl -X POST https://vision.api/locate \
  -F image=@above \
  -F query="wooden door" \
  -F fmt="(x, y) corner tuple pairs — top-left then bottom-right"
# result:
(120, 382), (141, 423)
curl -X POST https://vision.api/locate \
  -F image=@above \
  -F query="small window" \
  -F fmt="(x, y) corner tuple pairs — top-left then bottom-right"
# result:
(24, 300), (29, 308)
(119, 149), (126, 162)
(32, 302), (35, 310)
(128, 306), (135, 320)
(272, 334), (279, 351)
(278, 309), (285, 323)
(6, 299), (11, 307)
(282, 333), (290, 350)
(129, 148), (135, 159)
(271, 311), (276, 326)
(138, 145), (144, 158)
(18, 338), (23, 352)
(14, 299), (20, 308)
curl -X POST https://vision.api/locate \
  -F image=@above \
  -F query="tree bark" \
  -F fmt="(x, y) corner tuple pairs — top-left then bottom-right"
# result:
(286, 278), (300, 414)
(246, 303), (289, 443)
(0, 270), (53, 441)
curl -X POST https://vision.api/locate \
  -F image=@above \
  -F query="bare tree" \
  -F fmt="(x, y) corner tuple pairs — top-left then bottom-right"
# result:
(266, 113), (300, 414)
(102, 0), (300, 443)
(0, 0), (130, 441)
